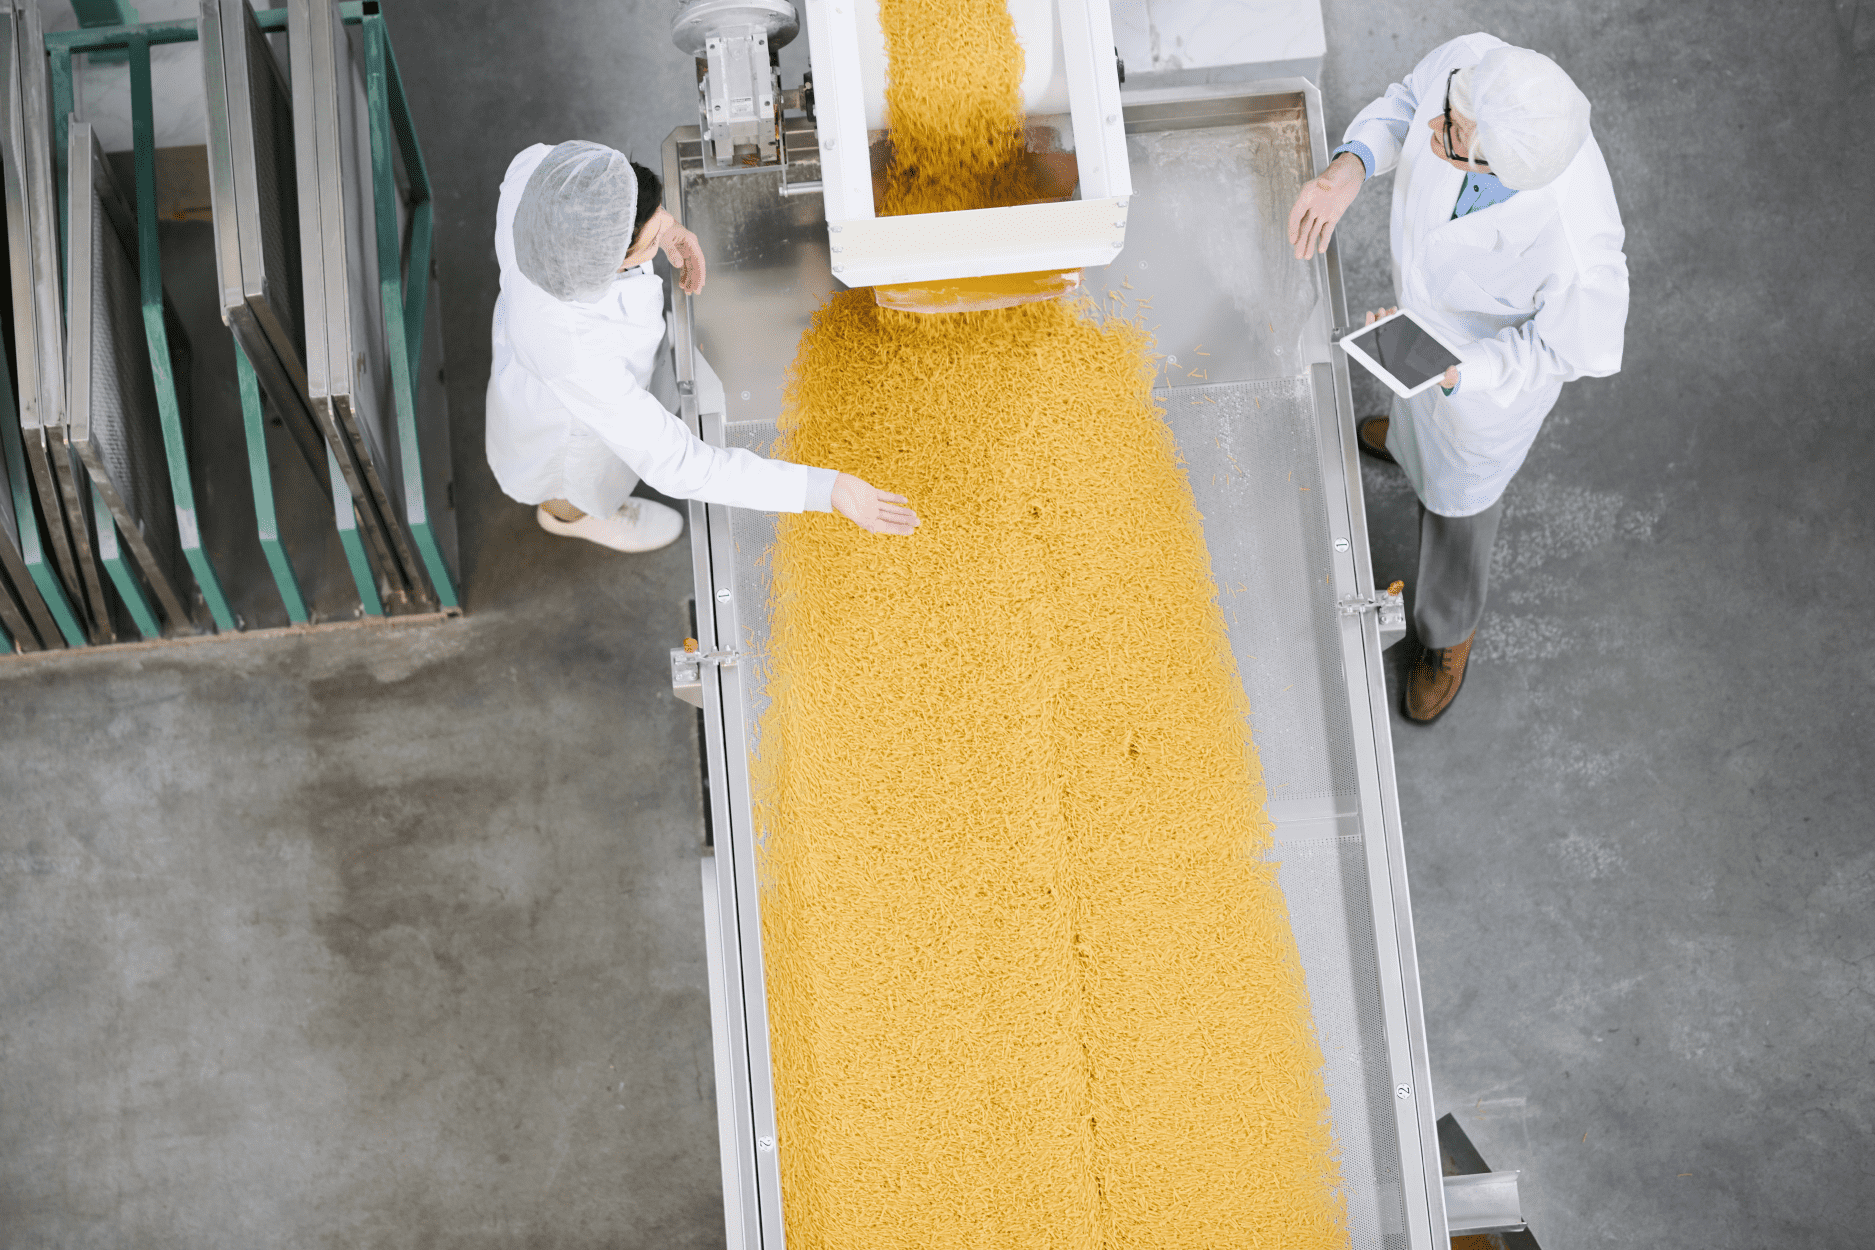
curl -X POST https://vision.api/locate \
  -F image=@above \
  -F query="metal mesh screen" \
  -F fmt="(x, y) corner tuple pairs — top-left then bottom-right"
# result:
(720, 386), (1406, 1245)
(332, 30), (399, 489)
(1158, 376), (1357, 801)
(1275, 831), (1412, 1250)
(80, 176), (183, 600)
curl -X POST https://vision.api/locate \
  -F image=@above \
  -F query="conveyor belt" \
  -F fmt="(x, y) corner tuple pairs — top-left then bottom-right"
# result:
(672, 80), (1447, 1250)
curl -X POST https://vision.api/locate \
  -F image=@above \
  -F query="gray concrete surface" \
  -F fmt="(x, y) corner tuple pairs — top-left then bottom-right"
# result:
(1, 1), (1870, 1247)
(1326, 5), (1875, 1248)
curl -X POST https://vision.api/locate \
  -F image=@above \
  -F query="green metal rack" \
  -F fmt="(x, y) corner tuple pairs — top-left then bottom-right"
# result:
(17, 0), (456, 650)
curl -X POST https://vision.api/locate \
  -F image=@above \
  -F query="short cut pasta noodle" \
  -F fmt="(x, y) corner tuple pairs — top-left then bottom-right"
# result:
(754, 2), (1350, 1246)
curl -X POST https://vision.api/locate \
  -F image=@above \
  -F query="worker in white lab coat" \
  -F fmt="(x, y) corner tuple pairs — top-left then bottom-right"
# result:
(1287, 34), (1629, 723)
(487, 141), (917, 552)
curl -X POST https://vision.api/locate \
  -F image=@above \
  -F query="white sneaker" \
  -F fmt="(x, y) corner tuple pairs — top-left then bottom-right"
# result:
(536, 499), (684, 553)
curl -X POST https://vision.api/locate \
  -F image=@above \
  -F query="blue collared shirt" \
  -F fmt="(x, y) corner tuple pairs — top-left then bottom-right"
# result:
(1330, 140), (1518, 218)
(1450, 168), (1517, 217)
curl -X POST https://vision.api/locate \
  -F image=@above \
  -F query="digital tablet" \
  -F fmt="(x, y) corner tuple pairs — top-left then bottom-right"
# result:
(1337, 309), (1466, 398)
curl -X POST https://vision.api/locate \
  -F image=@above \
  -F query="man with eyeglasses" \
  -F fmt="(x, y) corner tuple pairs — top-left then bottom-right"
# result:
(1286, 34), (1629, 724)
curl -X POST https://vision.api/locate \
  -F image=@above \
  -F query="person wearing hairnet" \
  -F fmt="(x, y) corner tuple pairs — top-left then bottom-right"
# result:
(1286, 34), (1628, 724)
(487, 141), (917, 552)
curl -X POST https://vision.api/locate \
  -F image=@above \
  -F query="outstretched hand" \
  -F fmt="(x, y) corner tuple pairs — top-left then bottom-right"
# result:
(1287, 151), (1365, 261)
(661, 222), (707, 295)
(831, 473), (919, 536)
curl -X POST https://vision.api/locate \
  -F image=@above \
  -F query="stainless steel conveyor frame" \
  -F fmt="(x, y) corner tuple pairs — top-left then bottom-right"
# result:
(668, 79), (1450, 1250)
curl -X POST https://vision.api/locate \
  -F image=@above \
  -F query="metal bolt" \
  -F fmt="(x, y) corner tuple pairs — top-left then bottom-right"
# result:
(717, 588), (731, 602)
(833, 263), (845, 272)
(823, 136), (837, 149)
(1167, 356), (1178, 366)
(1114, 220), (1126, 228)
(1105, 113), (1117, 124)
(1334, 538), (1350, 552)
(829, 224), (843, 232)
(1396, 1084), (1412, 1100)
(741, 391), (751, 400)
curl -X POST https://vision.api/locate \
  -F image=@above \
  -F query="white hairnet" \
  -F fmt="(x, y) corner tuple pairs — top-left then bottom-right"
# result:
(1464, 46), (1591, 191)
(514, 141), (639, 303)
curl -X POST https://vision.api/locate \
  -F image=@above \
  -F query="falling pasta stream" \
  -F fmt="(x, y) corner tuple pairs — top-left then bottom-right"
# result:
(754, 2), (1348, 1245)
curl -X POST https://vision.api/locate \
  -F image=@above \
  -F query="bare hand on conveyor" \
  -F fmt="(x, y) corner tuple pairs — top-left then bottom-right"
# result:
(660, 221), (708, 295)
(1288, 151), (1365, 261)
(831, 474), (920, 536)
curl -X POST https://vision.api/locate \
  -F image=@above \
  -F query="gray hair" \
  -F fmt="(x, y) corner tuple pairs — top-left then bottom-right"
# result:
(1449, 66), (1484, 168)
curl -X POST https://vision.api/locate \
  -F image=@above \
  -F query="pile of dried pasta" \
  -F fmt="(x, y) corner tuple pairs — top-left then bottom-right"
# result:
(753, 2), (1348, 1246)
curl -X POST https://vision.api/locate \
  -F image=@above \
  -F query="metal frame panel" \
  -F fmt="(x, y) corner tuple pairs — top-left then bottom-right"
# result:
(0, 357), (74, 647)
(22, 2), (118, 641)
(200, 0), (327, 484)
(289, 0), (429, 611)
(202, 0), (343, 622)
(287, 0), (408, 610)
(359, 16), (456, 609)
(65, 119), (190, 631)
(4, 2), (101, 638)
(0, 210), (70, 648)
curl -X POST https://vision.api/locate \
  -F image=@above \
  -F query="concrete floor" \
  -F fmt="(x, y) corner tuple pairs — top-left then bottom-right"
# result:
(1, 1), (1870, 1247)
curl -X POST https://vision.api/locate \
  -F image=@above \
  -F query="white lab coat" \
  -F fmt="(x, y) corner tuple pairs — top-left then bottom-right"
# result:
(486, 144), (827, 518)
(1342, 33), (1629, 516)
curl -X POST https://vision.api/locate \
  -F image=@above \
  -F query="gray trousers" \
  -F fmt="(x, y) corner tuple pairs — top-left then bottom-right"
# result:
(1414, 501), (1502, 649)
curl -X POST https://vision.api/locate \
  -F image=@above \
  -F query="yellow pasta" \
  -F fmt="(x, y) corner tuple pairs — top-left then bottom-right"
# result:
(754, 2), (1347, 1246)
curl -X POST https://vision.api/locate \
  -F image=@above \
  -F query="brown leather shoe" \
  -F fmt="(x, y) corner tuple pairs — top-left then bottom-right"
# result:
(1403, 632), (1474, 723)
(1358, 416), (1396, 464)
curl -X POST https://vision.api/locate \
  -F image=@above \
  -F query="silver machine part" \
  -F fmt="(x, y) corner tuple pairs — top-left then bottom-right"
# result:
(288, 0), (430, 610)
(670, 79), (1448, 1250)
(672, 0), (799, 171)
(3, 1), (111, 640)
(65, 121), (192, 632)
(199, 0), (328, 488)
(1443, 1170), (1525, 1236)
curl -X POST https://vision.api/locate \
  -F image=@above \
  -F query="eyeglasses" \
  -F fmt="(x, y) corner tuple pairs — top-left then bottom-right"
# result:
(1442, 69), (1489, 169)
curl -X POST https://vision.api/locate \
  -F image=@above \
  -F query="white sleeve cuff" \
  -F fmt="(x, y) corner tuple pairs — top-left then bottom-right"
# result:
(803, 466), (838, 513)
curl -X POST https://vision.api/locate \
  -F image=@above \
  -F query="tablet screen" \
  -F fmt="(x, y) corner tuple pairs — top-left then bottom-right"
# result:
(1348, 315), (1461, 389)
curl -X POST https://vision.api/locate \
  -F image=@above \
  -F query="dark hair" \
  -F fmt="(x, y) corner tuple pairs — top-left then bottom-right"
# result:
(631, 161), (662, 242)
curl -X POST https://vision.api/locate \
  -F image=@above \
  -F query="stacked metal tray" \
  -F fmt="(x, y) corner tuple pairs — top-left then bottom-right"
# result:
(667, 79), (1449, 1250)
(66, 120), (191, 635)
(290, 0), (427, 612)
(4, 0), (99, 644)
(0, 0), (456, 653)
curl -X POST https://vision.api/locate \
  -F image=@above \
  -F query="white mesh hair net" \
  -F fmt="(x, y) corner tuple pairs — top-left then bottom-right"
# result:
(1466, 46), (1591, 191)
(514, 141), (639, 303)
